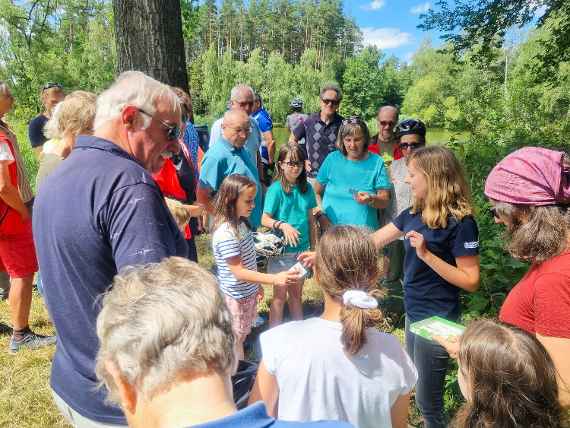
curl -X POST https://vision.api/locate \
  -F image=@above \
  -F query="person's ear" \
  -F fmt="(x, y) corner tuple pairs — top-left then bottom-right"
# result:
(105, 360), (138, 415)
(121, 106), (139, 130)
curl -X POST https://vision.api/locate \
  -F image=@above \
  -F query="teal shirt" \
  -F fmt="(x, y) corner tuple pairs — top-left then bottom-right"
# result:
(317, 151), (391, 230)
(263, 181), (317, 252)
(199, 138), (262, 228)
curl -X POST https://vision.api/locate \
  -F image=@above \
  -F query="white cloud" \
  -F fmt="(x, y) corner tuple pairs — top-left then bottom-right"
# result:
(410, 2), (431, 15)
(361, 0), (386, 11)
(361, 27), (414, 49)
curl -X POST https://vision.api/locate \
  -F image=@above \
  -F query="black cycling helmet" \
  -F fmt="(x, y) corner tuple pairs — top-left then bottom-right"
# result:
(290, 97), (304, 109)
(395, 119), (427, 138)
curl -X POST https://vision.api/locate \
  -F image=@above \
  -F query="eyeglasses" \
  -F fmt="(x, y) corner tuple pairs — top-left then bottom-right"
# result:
(379, 120), (395, 127)
(488, 207), (499, 219)
(233, 100), (254, 108)
(227, 125), (251, 135)
(138, 108), (181, 141)
(400, 142), (424, 150)
(321, 98), (340, 106)
(342, 116), (363, 125)
(42, 82), (63, 92)
(283, 161), (302, 168)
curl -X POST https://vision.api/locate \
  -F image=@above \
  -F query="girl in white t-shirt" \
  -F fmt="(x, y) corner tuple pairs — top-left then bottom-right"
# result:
(249, 225), (418, 428)
(211, 174), (299, 360)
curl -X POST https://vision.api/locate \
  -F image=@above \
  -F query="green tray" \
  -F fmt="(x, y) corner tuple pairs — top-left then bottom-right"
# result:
(409, 316), (465, 341)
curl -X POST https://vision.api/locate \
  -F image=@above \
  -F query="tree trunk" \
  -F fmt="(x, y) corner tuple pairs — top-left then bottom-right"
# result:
(113, 0), (189, 92)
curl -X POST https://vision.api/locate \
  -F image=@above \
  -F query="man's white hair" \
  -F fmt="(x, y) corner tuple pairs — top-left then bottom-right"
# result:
(230, 83), (254, 101)
(94, 71), (180, 130)
(95, 257), (236, 403)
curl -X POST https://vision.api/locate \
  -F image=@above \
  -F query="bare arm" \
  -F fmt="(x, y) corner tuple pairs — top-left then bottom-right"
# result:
(356, 189), (391, 209)
(248, 361), (279, 416)
(371, 223), (404, 248)
(0, 161), (29, 220)
(262, 131), (275, 164)
(196, 185), (214, 214)
(422, 252), (480, 292)
(390, 394), (411, 428)
(536, 334), (570, 407)
(313, 180), (325, 209)
(226, 255), (299, 287)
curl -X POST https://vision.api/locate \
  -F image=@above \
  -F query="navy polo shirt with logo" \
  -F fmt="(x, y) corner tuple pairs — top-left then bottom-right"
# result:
(292, 112), (343, 177)
(392, 208), (479, 322)
(33, 136), (188, 425)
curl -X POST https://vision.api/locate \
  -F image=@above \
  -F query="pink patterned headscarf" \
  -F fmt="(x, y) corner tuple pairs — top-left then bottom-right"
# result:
(484, 147), (570, 206)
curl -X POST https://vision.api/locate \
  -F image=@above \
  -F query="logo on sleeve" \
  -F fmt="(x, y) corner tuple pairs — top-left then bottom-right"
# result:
(464, 241), (479, 249)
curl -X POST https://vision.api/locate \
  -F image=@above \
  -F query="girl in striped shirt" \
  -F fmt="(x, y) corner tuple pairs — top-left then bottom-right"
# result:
(212, 174), (300, 360)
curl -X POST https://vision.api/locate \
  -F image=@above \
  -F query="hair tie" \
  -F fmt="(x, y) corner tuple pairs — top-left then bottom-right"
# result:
(342, 290), (378, 310)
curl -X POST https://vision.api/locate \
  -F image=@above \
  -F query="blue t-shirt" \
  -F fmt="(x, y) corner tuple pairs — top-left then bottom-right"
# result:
(190, 402), (353, 428)
(33, 136), (188, 425)
(253, 107), (273, 164)
(392, 209), (479, 322)
(263, 181), (317, 253)
(28, 114), (48, 148)
(317, 151), (391, 230)
(199, 138), (263, 228)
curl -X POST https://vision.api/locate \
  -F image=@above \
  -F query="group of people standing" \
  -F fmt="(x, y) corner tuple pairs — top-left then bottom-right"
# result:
(0, 71), (568, 428)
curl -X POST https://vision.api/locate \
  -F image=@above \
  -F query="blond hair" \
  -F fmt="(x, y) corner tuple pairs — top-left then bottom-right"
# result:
(409, 146), (473, 229)
(165, 198), (191, 233)
(95, 257), (235, 403)
(44, 91), (97, 140)
(315, 226), (383, 355)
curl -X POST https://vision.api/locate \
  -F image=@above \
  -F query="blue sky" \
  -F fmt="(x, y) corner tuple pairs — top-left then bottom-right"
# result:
(346, 0), (442, 62)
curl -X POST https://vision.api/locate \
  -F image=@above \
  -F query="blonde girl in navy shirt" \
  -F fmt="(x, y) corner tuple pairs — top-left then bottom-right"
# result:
(370, 146), (480, 428)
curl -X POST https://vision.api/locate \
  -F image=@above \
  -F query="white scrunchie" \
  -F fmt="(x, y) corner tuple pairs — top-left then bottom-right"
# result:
(342, 290), (378, 310)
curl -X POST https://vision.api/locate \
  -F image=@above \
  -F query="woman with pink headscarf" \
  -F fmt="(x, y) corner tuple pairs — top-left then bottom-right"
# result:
(439, 146), (570, 409)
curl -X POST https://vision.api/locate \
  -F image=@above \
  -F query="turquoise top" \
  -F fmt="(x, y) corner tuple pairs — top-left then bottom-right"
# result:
(317, 151), (391, 230)
(263, 180), (317, 252)
(199, 138), (262, 228)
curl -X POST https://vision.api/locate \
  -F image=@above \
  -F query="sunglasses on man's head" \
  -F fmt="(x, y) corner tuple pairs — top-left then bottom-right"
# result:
(342, 116), (364, 126)
(321, 98), (339, 106)
(138, 108), (181, 141)
(42, 82), (63, 92)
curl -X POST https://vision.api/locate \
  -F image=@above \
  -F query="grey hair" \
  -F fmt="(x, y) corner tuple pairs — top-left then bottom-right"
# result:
(95, 257), (236, 403)
(93, 71), (180, 130)
(0, 81), (12, 99)
(230, 84), (254, 101)
(320, 83), (342, 101)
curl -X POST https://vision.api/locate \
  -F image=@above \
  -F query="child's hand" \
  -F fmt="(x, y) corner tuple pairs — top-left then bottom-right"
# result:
(298, 251), (316, 268)
(273, 270), (301, 287)
(433, 334), (460, 359)
(257, 286), (265, 302)
(280, 223), (300, 247)
(355, 191), (373, 205)
(405, 230), (428, 259)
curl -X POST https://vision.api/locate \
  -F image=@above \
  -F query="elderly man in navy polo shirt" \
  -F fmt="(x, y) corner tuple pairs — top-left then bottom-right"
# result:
(33, 71), (188, 427)
(197, 110), (263, 229)
(289, 83), (344, 183)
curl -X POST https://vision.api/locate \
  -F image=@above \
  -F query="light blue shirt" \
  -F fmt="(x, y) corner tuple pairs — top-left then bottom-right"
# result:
(317, 151), (391, 230)
(199, 138), (262, 228)
(209, 117), (261, 171)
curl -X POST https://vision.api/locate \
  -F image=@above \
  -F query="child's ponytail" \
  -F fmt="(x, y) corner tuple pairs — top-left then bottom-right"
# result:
(315, 225), (384, 355)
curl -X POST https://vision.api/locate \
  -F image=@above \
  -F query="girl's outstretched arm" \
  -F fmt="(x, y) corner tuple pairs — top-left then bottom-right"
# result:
(371, 223), (404, 249)
(226, 255), (299, 287)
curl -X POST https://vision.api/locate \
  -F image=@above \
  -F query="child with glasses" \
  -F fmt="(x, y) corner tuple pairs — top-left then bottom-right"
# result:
(262, 144), (317, 326)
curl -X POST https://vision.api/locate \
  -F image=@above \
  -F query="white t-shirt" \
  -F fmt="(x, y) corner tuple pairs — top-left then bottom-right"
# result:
(212, 221), (259, 299)
(260, 317), (418, 428)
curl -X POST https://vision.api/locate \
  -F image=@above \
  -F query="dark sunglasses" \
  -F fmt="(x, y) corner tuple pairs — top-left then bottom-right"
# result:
(379, 120), (395, 127)
(42, 82), (63, 92)
(321, 98), (339, 106)
(138, 108), (181, 141)
(342, 116), (364, 126)
(400, 142), (425, 150)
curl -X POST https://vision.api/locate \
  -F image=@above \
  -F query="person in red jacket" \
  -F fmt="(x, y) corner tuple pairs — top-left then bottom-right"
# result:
(0, 82), (55, 352)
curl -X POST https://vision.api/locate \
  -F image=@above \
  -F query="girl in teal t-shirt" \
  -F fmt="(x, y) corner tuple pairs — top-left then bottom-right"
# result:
(262, 143), (317, 326)
(315, 117), (391, 230)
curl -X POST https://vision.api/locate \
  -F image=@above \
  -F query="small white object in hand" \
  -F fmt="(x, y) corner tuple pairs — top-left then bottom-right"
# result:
(342, 290), (378, 309)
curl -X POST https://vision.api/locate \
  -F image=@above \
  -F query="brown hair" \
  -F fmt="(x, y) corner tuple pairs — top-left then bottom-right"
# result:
(336, 119), (371, 157)
(275, 143), (308, 193)
(315, 225), (383, 355)
(409, 146), (473, 229)
(492, 158), (570, 264)
(171, 87), (193, 123)
(451, 320), (561, 428)
(212, 174), (256, 234)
